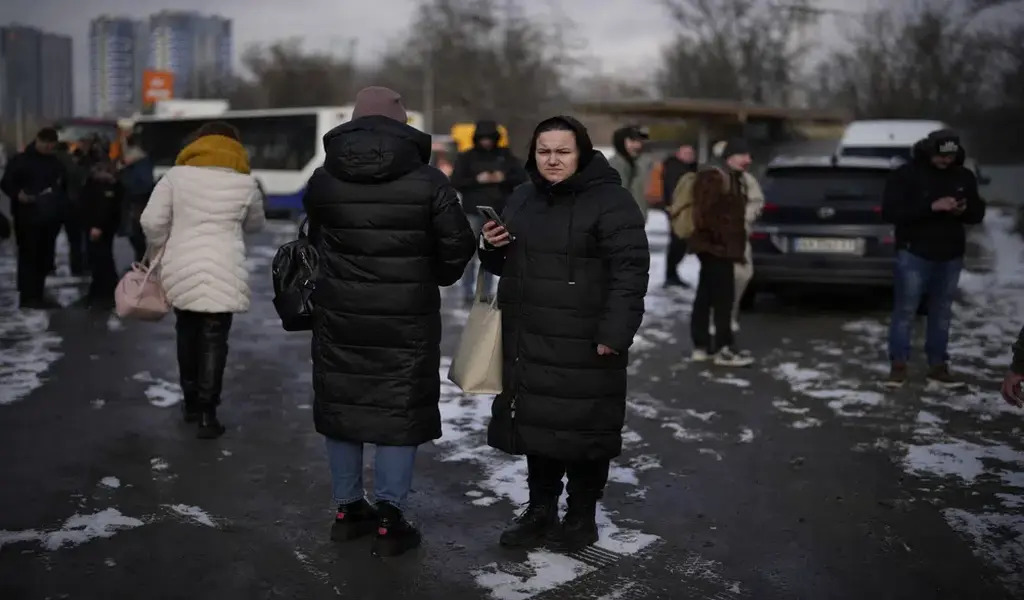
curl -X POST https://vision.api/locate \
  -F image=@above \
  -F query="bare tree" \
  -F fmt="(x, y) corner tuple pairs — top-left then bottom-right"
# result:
(228, 39), (364, 109)
(657, 0), (818, 105)
(370, 0), (578, 147)
(813, 1), (1001, 119)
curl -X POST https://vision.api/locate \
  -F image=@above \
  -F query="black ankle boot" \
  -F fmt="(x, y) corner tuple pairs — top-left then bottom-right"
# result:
(196, 409), (226, 439)
(371, 502), (421, 557)
(330, 498), (378, 542)
(559, 496), (599, 552)
(180, 395), (200, 424)
(499, 494), (559, 548)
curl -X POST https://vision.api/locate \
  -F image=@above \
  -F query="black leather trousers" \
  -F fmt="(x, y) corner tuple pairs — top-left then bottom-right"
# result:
(175, 309), (233, 410)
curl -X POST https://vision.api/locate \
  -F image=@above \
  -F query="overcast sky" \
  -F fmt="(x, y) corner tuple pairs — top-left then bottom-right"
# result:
(1, 0), (869, 115)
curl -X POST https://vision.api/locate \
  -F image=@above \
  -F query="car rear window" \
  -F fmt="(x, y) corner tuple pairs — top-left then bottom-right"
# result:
(763, 168), (890, 204)
(840, 146), (912, 160)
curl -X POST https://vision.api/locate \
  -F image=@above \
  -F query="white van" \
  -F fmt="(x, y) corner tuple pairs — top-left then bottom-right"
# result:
(836, 119), (948, 161)
(837, 119), (988, 184)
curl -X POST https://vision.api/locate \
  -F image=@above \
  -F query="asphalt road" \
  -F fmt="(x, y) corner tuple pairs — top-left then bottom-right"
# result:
(0, 214), (1022, 600)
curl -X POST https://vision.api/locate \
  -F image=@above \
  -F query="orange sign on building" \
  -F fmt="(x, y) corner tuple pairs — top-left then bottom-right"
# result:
(142, 70), (175, 105)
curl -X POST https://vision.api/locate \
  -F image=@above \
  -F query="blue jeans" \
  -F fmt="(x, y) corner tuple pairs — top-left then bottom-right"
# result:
(461, 213), (494, 298)
(324, 437), (418, 509)
(888, 250), (963, 365)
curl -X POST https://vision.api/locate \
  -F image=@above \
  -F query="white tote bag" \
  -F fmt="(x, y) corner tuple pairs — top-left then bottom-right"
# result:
(448, 266), (503, 394)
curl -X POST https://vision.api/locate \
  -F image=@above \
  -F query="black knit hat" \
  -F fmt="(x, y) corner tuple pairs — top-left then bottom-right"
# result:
(721, 138), (750, 159)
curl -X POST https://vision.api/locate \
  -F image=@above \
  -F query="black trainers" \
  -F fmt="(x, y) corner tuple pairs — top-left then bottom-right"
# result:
(330, 498), (378, 542)
(196, 410), (226, 439)
(885, 362), (908, 388)
(927, 363), (966, 389)
(558, 496), (599, 553)
(371, 502), (421, 557)
(499, 496), (559, 548)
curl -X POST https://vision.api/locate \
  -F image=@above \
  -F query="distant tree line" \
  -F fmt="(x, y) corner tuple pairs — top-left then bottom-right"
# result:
(192, 0), (1023, 161)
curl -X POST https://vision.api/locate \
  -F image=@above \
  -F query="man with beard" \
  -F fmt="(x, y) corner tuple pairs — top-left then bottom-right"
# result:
(450, 120), (526, 303)
(0, 128), (67, 308)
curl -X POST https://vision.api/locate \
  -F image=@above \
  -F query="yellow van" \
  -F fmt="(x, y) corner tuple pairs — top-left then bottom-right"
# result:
(451, 122), (509, 152)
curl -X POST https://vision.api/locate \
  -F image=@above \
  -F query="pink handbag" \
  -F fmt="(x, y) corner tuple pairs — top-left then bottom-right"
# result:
(114, 247), (170, 321)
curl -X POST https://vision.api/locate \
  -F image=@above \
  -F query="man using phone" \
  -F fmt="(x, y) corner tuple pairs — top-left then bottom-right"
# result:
(881, 129), (985, 388)
(450, 120), (527, 303)
(0, 127), (67, 309)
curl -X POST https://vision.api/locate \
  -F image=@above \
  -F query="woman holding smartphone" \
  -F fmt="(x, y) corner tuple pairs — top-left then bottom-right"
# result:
(478, 115), (649, 551)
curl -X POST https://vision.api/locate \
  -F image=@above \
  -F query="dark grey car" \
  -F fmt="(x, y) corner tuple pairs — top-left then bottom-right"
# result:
(747, 156), (902, 301)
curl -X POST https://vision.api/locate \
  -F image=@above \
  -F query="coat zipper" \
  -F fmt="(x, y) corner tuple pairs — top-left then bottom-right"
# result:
(566, 193), (577, 285)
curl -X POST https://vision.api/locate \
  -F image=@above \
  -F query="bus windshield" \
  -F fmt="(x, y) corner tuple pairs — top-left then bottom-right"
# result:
(135, 114), (318, 170)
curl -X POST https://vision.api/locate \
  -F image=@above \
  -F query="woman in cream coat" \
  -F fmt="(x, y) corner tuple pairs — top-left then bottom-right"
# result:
(140, 121), (265, 439)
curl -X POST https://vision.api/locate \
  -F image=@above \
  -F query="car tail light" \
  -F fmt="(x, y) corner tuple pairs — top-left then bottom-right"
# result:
(882, 235), (894, 244)
(750, 232), (769, 240)
(871, 206), (882, 213)
(762, 203), (779, 212)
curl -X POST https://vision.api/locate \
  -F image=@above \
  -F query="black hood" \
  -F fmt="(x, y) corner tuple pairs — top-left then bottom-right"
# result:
(912, 129), (966, 167)
(525, 115), (620, 195)
(472, 120), (500, 147)
(322, 115), (431, 183)
(612, 126), (634, 166)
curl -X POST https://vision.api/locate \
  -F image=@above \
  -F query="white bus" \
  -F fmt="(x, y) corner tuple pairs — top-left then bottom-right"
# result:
(131, 106), (426, 215)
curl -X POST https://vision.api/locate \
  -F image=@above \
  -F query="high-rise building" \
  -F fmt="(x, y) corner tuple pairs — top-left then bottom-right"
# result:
(148, 11), (232, 99)
(90, 16), (148, 117)
(0, 25), (74, 125)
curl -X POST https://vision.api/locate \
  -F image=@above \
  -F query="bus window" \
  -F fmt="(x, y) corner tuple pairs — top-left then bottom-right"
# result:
(135, 114), (318, 171)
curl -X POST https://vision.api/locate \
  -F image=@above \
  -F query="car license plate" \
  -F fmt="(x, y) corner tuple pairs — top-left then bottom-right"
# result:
(792, 237), (861, 254)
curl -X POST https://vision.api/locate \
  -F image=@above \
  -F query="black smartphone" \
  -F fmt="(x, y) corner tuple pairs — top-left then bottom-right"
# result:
(477, 205), (505, 227)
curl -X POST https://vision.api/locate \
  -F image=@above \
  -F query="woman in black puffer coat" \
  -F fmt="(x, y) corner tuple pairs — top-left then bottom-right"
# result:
(304, 87), (476, 557)
(479, 116), (649, 551)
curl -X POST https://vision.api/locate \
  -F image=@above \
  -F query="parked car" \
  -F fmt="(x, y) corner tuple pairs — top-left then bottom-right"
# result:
(745, 155), (903, 306)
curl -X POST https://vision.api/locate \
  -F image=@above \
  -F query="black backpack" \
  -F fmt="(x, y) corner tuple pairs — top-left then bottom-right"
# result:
(271, 218), (319, 331)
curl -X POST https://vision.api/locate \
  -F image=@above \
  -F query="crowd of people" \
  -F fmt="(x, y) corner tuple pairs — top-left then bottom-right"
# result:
(0, 129), (154, 309)
(1, 85), (1022, 560)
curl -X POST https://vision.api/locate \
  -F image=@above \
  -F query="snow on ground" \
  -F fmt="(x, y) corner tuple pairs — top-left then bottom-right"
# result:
(760, 210), (1024, 593)
(131, 371), (183, 407)
(0, 508), (144, 551)
(436, 356), (658, 599)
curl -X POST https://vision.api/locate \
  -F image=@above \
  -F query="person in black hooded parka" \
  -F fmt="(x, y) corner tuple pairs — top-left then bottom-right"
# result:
(479, 116), (649, 551)
(303, 87), (475, 558)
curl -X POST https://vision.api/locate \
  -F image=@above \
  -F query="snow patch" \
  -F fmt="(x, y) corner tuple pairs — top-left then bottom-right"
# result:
(167, 504), (217, 528)
(0, 508), (144, 551)
(99, 477), (121, 489)
(132, 371), (183, 407)
(0, 300), (62, 406)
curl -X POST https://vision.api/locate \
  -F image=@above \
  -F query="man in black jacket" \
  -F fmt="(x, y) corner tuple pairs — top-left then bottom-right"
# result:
(659, 143), (697, 287)
(304, 87), (475, 557)
(0, 127), (67, 309)
(1002, 326), (1024, 407)
(81, 162), (123, 306)
(881, 130), (985, 388)
(450, 120), (526, 302)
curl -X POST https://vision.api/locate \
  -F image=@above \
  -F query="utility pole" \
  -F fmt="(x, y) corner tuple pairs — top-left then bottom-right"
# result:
(423, 48), (435, 133)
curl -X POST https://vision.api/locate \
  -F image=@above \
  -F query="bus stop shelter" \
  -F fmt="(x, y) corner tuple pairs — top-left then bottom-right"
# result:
(573, 98), (850, 162)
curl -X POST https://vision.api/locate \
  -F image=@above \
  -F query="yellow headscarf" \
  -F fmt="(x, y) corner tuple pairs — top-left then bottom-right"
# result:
(175, 134), (251, 174)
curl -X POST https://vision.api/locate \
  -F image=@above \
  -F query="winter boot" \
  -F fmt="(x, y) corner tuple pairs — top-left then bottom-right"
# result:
(884, 362), (908, 389)
(927, 363), (966, 390)
(499, 494), (560, 548)
(180, 393), (201, 424)
(371, 502), (421, 558)
(196, 409), (226, 439)
(558, 496), (599, 552)
(330, 498), (378, 542)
